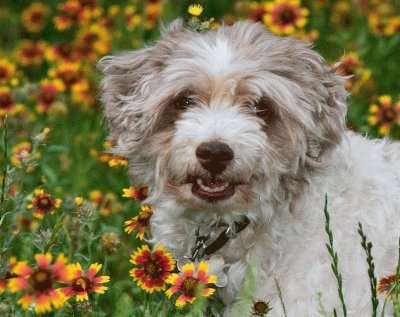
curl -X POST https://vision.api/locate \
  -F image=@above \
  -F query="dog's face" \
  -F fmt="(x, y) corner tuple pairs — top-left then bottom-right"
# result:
(99, 20), (347, 214)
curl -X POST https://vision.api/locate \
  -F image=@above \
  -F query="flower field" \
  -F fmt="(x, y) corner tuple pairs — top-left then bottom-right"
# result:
(0, 0), (399, 316)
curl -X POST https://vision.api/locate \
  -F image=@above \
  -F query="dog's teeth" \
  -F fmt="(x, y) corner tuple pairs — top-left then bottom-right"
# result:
(196, 178), (203, 186)
(198, 180), (230, 193)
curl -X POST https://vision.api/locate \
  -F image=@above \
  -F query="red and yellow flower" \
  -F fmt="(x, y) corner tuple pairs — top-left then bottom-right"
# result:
(54, 0), (101, 30)
(377, 273), (399, 298)
(34, 79), (65, 113)
(7, 253), (68, 314)
(124, 205), (153, 240)
(0, 58), (16, 85)
(48, 62), (82, 89)
(262, 0), (309, 36)
(28, 189), (62, 219)
(89, 190), (120, 216)
(75, 23), (112, 61)
(70, 79), (96, 107)
(14, 215), (39, 233)
(368, 95), (400, 136)
(21, 2), (50, 33)
(11, 142), (40, 167)
(166, 260), (217, 308)
(0, 86), (16, 116)
(14, 40), (47, 66)
(122, 185), (149, 202)
(59, 263), (110, 301)
(0, 256), (17, 294)
(129, 244), (175, 293)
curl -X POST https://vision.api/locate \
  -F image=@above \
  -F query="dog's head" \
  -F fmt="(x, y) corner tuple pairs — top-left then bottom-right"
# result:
(98, 20), (347, 216)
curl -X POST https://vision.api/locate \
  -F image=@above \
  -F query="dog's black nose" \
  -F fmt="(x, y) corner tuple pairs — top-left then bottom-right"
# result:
(196, 141), (234, 174)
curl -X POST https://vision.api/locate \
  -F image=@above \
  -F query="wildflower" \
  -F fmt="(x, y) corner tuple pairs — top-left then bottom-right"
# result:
(263, 0), (309, 36)
(368, 95), (400, 136)
(48, 62), (82, 89)
(70, 79), (96, 107)
(251, 299), (273, 316)
(188, 4), (204, 17)
(0, 257), (17, 294)
(28, 189), (62, 219)
(166, 260), (217, 308)
(21, 2), (50, 33)
(11, 142), (38, 167)
(75, 196), (84, 207)
(34, 127), (51, 143)
(59, 263), (110, 301)
(8, 253), (68, 314)
(124, 6), (142, 31)
(45, 43), (79, 63)
(108, 156), (128, 167)
(145, 1), (162, 29)
(54, 0), (83, 30)
(249, 3), (268, 22)
(34, 79), (65, 113)
(377, 273), (399, 298)
(129, 245), (175, 293)
(124, 205), (153, 240)
(75, 23), (111, 60)
(330, 1), (352, 28)
(89, 190), (120, 216)
(385, 16), (400, 36)
(14, 40), (47, 66)
(122, 185), (149, 202)
(14, 215), (39, 233)
(0, 86), (16, 116)
(100, 232), (121, 254)
(0, 58), (16, 84)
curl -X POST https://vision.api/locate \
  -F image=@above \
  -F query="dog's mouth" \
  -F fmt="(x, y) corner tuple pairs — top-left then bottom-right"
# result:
(189, 176), (236, 202)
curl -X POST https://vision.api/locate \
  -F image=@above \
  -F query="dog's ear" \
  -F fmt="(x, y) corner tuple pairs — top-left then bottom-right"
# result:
(292, 41), (349, 161)
(97, 19), (188, 157)
(97, 45), (160, 157)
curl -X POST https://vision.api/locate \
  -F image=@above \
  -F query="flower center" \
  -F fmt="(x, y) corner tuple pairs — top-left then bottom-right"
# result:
(138, 212), (151, 226)
(279, 8), (296, 24)
(0, 92), (13, 108)
(29, 269), (53, 292)
(30, 11), (44, 24)
(145, 260), (162, 278)
(72, 277), (91, 292)
(0, 67), (8, 79)
(383, 108), (395, 121)
(253, 300), (270, 314)
(181, 277), (198, 298)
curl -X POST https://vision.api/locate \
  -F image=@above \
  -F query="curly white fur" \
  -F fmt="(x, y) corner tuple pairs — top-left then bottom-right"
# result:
(98, 20), (400, 316)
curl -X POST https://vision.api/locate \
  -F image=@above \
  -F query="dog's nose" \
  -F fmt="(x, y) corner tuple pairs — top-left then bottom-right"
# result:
(196, 141), (234, 174)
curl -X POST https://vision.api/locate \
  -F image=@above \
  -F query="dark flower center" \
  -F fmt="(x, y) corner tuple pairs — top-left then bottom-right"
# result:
(253, 300), (270, 314)
(0, 93), (13, 108)
(181, 277), (198, 298)
(0, 67), (9, 79)
(145, 260), (163, 278)
(29, 269), (53, 292)
(30, 11), (44, 24)
(383, 108), (395, 121)
(279, 8), (296, 24)
(36, 195), (55, 211)
(137, 212), (151, 226)
(72, 277), (91, 292)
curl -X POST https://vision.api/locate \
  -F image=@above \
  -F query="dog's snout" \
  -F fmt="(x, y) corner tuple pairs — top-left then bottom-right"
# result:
(196, 141), (234, 174)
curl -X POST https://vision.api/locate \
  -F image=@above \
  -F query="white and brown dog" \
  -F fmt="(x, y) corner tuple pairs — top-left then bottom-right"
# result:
(98, 20), (400, 316)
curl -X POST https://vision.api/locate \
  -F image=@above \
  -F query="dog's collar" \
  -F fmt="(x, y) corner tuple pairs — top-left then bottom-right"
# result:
(186, 216), (250, 261)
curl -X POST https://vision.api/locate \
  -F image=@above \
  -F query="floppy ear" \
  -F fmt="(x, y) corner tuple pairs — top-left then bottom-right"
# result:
(291, 40), (349, 163)
(97, 46), (157, 157)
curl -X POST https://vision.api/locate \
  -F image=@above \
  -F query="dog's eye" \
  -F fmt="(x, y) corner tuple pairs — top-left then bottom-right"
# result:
(246, 98), (275, 120)
(174, 96), (192, 111)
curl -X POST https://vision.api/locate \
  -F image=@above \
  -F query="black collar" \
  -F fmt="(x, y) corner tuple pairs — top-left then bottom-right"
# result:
(188, 217), (250, 261)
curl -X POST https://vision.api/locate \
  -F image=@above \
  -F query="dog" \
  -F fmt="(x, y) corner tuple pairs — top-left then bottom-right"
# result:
(98, 19), (400, 316)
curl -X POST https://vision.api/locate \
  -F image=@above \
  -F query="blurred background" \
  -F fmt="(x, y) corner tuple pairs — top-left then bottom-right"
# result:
(0, 0), (399, 315)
